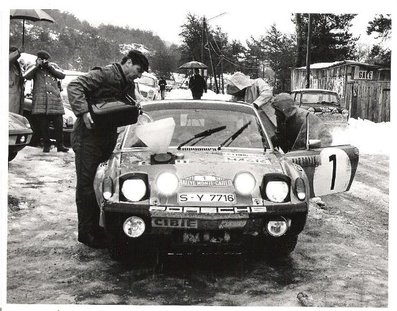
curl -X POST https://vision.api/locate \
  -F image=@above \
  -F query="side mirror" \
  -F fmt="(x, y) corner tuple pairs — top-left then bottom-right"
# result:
(308, 139), (321, 149)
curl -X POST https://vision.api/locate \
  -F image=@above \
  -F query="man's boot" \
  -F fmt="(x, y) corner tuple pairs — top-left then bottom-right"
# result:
(43, 144), (51, 153)
(57, 145), (69, 152)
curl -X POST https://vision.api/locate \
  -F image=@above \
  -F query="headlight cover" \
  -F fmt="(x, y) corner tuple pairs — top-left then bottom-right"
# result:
(121, 178), (147, 202)
(261, 174), (291, 203)
(266, 181), (289, 202)
(156, 172), (179, 196)
(234, 172), (256, 195)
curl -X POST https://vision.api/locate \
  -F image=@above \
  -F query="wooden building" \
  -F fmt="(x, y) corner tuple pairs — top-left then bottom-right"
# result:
(291, 61), (391, 122)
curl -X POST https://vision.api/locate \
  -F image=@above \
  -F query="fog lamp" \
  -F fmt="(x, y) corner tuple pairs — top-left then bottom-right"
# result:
(123, 216), (146, 238)
(266, 220), (289, 237)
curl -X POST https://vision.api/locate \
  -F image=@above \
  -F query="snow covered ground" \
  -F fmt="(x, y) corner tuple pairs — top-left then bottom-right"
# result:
(166, 88), (390, 156)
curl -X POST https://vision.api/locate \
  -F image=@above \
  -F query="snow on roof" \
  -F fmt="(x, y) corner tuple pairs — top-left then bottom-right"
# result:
(295, 60), (383, 70)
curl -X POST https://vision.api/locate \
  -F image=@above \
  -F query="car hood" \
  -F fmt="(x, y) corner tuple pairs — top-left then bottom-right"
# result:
(9, 112), (32, 133)
(117, 149), (283, 201)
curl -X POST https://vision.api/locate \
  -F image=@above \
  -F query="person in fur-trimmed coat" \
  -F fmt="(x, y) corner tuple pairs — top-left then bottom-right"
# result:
(24, 50), (69, 153)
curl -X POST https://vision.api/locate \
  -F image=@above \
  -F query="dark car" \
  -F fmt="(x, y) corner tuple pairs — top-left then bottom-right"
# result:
(9, 112), (32, 161)
(93, 99), (359, 261)
(290, 89), (349, 125)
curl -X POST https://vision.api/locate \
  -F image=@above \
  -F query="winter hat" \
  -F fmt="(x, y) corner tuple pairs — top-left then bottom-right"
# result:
(271, 93), (297, 119)
(226, 72), (255, 95)
(127, 50), (149, 72)
(37, 50), (51, 60)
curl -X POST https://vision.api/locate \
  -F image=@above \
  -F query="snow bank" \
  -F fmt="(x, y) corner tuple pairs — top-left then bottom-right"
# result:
(331, 118), (390, 155)
(167, 89), (232, 101)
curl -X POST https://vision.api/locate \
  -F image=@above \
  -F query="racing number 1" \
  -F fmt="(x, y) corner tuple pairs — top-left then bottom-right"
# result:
(329, 154), (336, 190)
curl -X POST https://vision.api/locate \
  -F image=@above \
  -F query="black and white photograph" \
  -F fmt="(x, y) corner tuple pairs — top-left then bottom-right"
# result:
(1, 0), (395, 309)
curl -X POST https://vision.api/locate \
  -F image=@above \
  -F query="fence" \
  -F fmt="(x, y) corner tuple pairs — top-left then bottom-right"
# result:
(346, 80), (390, 122)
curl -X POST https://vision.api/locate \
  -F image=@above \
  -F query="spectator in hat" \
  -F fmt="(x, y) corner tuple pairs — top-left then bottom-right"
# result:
(67, 50), (149, 249)
(24, 50), (69, 153)
(9, 46), (24, 115)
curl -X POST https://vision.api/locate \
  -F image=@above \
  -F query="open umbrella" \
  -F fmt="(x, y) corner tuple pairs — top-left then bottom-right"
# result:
(10, 9), (55, 49)
(179, 61), (208, 69)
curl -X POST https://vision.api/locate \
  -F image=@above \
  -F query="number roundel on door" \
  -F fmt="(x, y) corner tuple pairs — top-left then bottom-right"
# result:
(313, 148), (352, 196)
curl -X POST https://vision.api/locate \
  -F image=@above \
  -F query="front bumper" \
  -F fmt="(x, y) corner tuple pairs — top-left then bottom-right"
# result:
(102, 201), (308, 236)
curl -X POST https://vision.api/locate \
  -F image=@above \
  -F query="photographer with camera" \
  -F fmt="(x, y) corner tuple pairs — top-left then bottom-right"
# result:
(67, 50), (149, 248)
(24, 50), (69, 153)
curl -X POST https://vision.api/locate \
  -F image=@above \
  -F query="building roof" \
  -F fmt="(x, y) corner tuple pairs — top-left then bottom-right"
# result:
(295, 60), (385, 70)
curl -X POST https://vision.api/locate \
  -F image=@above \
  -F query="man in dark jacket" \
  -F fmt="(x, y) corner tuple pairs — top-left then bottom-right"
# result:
(271, 93), (332, 153)
(188, 69), (207, 99)
(159, 77), (167, 100)
(67, 50), (149, 248)
(24, 50), (69, 152)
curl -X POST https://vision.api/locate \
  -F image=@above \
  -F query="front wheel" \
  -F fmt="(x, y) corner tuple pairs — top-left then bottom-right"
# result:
(8, 152), (18, 162)
(263, 235), (298, 258)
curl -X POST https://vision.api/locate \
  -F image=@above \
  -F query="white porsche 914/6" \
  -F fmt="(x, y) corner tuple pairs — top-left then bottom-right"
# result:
(93, 99), (359, 261)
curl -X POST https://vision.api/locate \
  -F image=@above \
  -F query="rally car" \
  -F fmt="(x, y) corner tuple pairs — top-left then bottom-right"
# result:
(93, 99), (359, 261)
(9, 112), (32, 161)
(290, 89), (349, 125)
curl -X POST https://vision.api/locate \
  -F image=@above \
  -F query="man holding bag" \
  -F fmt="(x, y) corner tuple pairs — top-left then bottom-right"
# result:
(67, 50), (149, 248)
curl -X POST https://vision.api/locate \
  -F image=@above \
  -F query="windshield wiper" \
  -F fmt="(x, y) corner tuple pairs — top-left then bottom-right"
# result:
(218, 121), (251, 150)
(177, 125), (226, 150)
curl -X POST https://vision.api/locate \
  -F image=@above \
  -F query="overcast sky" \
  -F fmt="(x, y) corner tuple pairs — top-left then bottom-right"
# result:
(60, 1), (392, 47)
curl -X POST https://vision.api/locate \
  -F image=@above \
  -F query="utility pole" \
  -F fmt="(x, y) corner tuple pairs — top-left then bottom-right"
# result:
(201, 17), (205, 63)
(220, 55), (224, 94)
(306, 14), (312, 88)
(203, 18), (219, 93)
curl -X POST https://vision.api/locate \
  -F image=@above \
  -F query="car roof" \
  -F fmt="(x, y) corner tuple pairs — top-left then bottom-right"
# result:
(141, 99), (255, 109)
(291, 88), (338, 94)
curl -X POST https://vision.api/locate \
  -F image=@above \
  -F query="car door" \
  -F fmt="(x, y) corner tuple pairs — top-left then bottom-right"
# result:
(284, 144), (359, 197)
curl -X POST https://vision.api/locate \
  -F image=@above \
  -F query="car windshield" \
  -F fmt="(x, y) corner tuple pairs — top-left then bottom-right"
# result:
(137, 76), (156, 87)
(122, 106), (269, 150)
(301, 93), (339, 105)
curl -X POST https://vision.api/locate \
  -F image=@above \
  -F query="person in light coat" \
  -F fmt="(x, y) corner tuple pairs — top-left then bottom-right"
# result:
(9, 47), (24, 115)
(226, 72), (273, 107)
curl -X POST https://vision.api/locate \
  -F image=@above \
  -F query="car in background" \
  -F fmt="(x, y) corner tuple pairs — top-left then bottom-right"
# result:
(93, 99), (359, 262)
(135, 72), (160, 101)
(290, 89), (349, 124)
(9, 112), (32, 161)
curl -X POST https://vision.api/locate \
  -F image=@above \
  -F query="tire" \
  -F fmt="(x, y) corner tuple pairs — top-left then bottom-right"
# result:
(108, 235), (130, 262)
(263, 235), (298, 258)
(8, 152), (18, 162)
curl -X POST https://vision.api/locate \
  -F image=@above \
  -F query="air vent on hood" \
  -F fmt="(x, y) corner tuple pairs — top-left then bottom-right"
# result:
(179, 146), (219, 151)
(290, 155), (320, 167)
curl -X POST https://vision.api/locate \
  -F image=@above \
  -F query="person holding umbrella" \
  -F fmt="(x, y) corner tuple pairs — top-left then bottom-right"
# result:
(188, 68), (207, 99)
(24, 50), (69, 153)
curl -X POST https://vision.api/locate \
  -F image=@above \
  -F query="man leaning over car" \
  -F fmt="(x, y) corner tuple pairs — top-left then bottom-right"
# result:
(67, 50), (149, 248)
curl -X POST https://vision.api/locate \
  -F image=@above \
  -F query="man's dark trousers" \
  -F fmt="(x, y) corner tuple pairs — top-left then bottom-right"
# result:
(71, 118), (118, 236)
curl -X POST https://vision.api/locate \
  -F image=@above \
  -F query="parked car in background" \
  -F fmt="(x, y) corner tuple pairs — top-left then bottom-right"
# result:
(22, 69), (85, 146)
(93, 99), (359, 262)
(135, 72), (160, 101)
(290, 89), (349, 125)
(9, 112), (32, 161)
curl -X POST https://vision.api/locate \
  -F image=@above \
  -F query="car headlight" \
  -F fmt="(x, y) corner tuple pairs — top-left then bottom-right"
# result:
(234, 172), (256, 195)
(121, 179), (147, 202)
(265, 180), (289, 203)
(156, 172), (179, 196)
(307, 107), (315, 113)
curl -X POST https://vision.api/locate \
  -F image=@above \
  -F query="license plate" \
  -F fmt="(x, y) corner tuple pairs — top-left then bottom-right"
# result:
(152, 218), (198, 228)
(178, 193), (236, 203)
